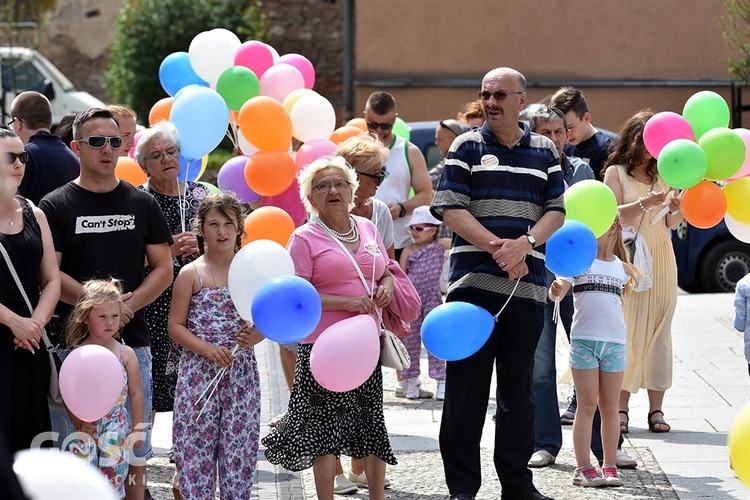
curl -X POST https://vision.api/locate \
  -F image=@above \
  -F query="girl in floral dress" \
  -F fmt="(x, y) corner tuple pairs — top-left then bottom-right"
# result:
(168, 193), (264, 499)
(64, 279), (145, 499)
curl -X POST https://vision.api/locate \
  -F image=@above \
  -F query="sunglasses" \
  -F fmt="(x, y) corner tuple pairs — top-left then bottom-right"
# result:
(5, 151), (29, 164)
(478, 90), (524, 101)
(366, 121), (394, 131)
(78, 135), (123, 149)
(409, 225), (437, 232)
(356, 167), (389, 187)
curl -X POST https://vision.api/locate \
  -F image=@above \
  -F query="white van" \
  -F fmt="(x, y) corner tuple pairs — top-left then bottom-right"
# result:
(1, 46), (105, 127)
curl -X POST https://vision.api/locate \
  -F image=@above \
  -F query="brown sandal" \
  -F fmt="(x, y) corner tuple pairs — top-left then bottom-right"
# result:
(619, 410), (629, 434)
(648, 409), (671, 433)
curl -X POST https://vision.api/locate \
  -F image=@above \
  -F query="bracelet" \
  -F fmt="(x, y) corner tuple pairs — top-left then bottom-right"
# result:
(669, 210), (679, 215)
(637, 197), (647, 212)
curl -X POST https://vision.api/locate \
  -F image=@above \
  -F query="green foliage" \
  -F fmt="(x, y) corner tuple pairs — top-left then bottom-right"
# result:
(721, 0), (750, 83)
(106, 0), (266, 123)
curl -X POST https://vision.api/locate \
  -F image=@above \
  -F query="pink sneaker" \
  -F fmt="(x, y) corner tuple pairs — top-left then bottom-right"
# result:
(602, 464), (624, 487)
(572, 465), (606, 487)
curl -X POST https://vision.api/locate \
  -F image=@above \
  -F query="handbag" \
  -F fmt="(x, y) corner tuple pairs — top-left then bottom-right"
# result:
(622, 208), (653, 292)
(319, 222), (411, 370)
(0, 240), (65, 409)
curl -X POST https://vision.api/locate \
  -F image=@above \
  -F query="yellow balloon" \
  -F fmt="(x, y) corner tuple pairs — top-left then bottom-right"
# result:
(283, 88), (317, 115)
(729, 401), (750, 487)
(723, 178), (750, 225)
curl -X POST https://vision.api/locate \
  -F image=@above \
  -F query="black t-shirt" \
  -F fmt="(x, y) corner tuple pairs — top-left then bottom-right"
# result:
(18, 132), (80, 205)
(564, 130), (617, 181)
(39, 181), (173, 346)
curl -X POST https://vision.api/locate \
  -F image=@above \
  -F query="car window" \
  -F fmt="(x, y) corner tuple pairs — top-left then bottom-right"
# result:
(1, 57), (47, 93)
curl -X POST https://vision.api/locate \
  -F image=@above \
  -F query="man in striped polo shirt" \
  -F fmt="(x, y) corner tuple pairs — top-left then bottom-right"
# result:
(431, 67), (565, 500)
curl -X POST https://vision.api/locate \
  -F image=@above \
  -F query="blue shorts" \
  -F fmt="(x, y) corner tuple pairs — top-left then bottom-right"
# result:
(569, 339), (626, 373)
(125, 346), (153, 464)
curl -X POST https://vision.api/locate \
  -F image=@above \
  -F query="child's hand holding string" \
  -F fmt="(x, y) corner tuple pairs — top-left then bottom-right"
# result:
(203, 344), (233, 367)
(236, 324), (265, 348)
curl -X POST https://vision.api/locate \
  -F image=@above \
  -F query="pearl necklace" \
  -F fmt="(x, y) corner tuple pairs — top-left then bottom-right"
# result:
(314, 216), (359, 243)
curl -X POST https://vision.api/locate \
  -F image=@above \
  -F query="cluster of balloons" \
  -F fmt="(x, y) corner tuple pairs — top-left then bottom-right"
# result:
(644, 91), (750, 237)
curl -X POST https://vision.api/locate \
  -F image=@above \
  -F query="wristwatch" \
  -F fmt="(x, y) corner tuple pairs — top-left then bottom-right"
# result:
(398, 203), (406, 218)
(525, 232), (536, 249)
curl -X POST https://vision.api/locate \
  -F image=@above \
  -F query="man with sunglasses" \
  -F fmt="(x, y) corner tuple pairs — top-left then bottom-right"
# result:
(39, 108), (173, 500)
(364, 91), (432, 260)
(431, 67), (563, 500)
(9, 91), (80, 205)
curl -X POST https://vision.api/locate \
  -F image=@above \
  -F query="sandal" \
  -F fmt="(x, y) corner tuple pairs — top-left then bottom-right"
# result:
(619, 410), (629, 434)
(648, 409), (671, 433)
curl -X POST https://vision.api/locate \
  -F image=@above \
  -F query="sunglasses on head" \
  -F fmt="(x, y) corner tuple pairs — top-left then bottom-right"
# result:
(356, 166), (388, 186)
(78, 135), (123, 149)
(439, 120), (463, 137)
(5, 151), (29, 165)
(366, 121), (393, 131)
(409, 225), (436, 232)
(478, 90), (524, 102)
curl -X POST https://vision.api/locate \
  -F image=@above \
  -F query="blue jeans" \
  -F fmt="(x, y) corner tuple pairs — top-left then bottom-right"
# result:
(126, 346), (153, 466)
(531, 293), (572, 455)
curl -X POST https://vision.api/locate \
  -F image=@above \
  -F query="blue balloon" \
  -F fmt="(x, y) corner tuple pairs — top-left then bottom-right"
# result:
(169, 87), (229, 161)
(251, 276), (322, 343)
(216, 155), (261, 203)
(159, 52), (209, 97)
(178, 155), (202, 182)
(422, 302), (495, 361)
(545, 220), (597, 277)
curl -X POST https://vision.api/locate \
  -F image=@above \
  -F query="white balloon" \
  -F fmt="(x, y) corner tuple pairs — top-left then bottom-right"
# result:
(236, 125), (260, 157)
(228, 239), (296, 321)
(291, 94), (336, 143)
(210, 28), (241, 52)
(188, 31), (235, 84)
(14, 449), (118, 499)
(266, 43), (280, 63)
(725, 213), (750, 244)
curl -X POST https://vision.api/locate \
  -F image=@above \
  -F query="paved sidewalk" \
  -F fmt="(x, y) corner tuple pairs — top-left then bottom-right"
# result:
(148, 292), (750, 499)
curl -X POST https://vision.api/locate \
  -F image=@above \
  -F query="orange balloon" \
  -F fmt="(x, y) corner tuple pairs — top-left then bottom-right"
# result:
(330, 126), (366, 145)
(115, 157), (148, 186)
(149, 97), (173, 126)
(682, 180), (727, 229)
(238, 96), (292, 151)
(242, 206), (296, 247)
(346, 117), (368, 132)
(244, 150), (296, 197)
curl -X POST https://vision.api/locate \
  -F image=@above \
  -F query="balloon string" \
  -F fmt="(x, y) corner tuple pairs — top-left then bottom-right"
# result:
(196, 343), (240, 419)
(493, 276), (521, 321)
(177, 176), (186, 233)
(552, 296), (560, 324)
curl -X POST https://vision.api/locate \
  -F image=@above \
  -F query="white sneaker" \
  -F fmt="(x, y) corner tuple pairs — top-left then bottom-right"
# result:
(395, 379), (408, 398)
(615, 449), (637, 469)
(334, 474), (358, 494)
(347, 470), (391, 489)
(405, 378), (434, 399)
(436, 381), (446, 400)
(528, 450), (556, 468)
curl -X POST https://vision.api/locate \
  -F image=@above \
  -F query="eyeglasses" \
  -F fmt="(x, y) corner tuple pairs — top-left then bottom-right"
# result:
(313, 179), (351, 193)
(409, 225), (436, 232)
(356, 167), (389, 187)
(366, 121), (394, 131)
(4, 151), (29, 164)
(439, 120), (462, 137)
(147, 148), (179, 162)
(478, 90), (524, 102)
(78, 135), (123, 149)
(6, 117), (21, 129)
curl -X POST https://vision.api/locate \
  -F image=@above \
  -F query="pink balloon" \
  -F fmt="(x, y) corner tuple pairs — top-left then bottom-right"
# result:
(259, 63), (305, 102)
(129, 131), (144, 159)
(278, 53), (315, 89)
(235, 41), (274, 79)
(729, 128), (750, 181)
(59, 345), (124, 422)
(310, 315), (380, 392)
(295, 138), (337, 171)
(261, 179), (307, 227)
(643, 111), (696, 159)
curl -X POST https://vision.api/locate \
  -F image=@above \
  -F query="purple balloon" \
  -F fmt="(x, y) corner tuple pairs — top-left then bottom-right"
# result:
(217, 156), (261, 203)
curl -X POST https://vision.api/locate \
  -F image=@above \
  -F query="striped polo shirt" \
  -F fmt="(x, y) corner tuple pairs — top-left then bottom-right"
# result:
(430, 121), (565, 306)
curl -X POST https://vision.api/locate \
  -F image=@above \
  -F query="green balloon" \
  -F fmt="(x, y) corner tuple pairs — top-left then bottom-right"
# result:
(392, 117), (410, 142)
(698, 127), (745, 181)
(216, 66), (260, 111)
(657, 139), (707, 189)
(564, 180), (617, 238)
(198, 181), (221, 194)
(682, 91), (730, 140)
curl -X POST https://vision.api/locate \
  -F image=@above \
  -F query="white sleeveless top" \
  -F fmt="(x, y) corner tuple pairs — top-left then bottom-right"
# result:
(374, 135), (412, 249)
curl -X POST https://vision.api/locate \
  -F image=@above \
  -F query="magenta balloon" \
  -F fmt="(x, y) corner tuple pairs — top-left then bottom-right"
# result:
(730, 128), (750, 181)
(216, 155), (261, 203)
(310, 315), (380, 392)
(278, 53), (315, 89)
(259, 63), (305, 102)
(295, 138), (337, 171)
(261, 179), (307, 227)
(234, 41), (274, 78)
(643, 111), (696, 159)
(59, 345), (124, 422)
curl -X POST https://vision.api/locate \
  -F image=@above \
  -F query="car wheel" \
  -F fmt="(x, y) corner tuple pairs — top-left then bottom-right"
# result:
(699, 240), (750, 292)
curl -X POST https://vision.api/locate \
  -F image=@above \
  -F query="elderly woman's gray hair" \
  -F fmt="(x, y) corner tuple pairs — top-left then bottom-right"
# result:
(298, 156), (359, 215)
(134, 121), (181, 167)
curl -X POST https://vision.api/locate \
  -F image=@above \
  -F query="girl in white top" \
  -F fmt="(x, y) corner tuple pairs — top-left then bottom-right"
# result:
(550, 217), (635, 488)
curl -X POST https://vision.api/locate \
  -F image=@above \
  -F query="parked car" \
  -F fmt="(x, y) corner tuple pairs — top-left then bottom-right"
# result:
(406, 119), (750, 293)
